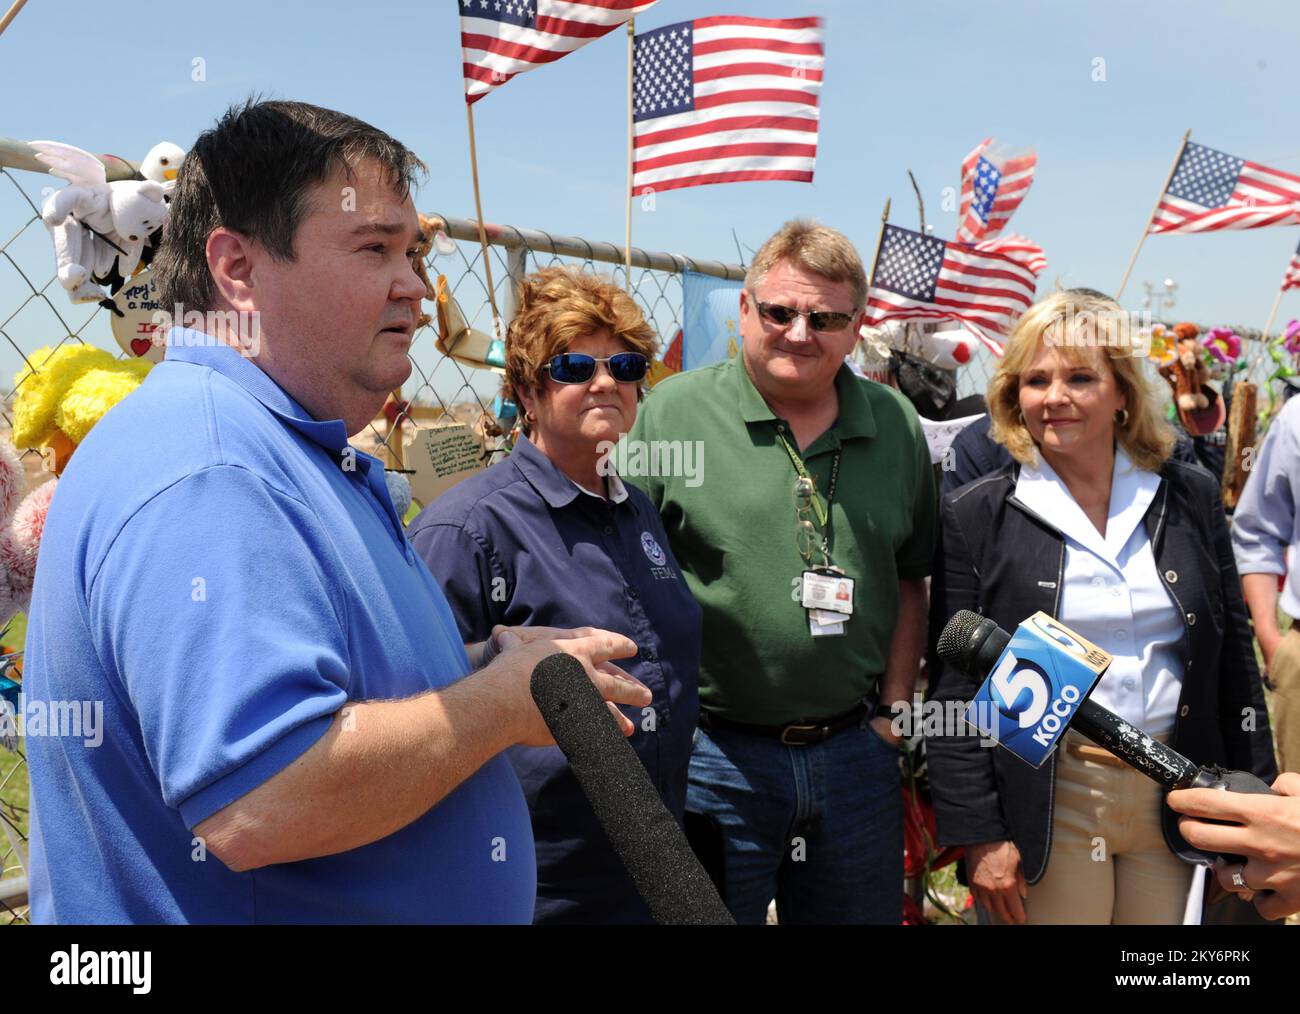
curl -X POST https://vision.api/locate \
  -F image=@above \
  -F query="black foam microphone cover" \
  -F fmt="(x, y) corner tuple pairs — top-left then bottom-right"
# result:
(530, 652), (734, 925)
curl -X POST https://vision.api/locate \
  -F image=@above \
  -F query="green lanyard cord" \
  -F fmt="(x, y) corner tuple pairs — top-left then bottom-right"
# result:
(774, 425), (841, 557)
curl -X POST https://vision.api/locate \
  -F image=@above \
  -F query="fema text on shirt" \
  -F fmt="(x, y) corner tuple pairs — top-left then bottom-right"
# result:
(597, 438), (704, 488)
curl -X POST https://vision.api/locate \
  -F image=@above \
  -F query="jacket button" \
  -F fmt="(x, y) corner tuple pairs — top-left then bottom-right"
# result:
(1165, 570), (1178, 583)
(1187, 612), (1196, 626)
(1180, 704), (1190, 718)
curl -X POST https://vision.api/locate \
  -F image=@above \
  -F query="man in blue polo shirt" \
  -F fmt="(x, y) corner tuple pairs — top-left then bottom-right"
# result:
(23, 99), (649, 924)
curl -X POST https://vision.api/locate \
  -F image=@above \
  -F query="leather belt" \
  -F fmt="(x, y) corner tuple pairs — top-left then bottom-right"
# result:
(698, 699), (874, 747)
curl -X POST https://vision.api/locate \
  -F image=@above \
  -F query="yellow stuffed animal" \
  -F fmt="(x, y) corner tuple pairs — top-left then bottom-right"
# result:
(12, 344), (152, 474)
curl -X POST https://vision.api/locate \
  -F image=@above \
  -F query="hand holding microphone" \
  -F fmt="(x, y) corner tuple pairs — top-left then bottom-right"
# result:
(1168, 771), (1300, 920)
(479, 628), (651, 746)
(936, 609), (1275, 867)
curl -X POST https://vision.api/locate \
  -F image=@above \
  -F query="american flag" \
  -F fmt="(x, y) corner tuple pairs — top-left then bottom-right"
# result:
(460, 0), (659, 105)
(957, 138), (1037, 245)
(1150, 141), (1300, 233)
(975, 232), (1047, 277)
(866, 225), (1039, 356)
(1284, 236), (1300, 293)
(631, 16), (823, 195)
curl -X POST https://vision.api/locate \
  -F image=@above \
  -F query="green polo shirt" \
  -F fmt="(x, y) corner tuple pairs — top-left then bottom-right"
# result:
(624, 354), (936, 725)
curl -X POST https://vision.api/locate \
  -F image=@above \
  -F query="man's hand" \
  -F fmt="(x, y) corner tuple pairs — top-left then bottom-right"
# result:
(966, 839), (1027, 924)
(1168, 771), (1300, 921)
(480, 630), (651, 747)
(869, 714), (903, 748)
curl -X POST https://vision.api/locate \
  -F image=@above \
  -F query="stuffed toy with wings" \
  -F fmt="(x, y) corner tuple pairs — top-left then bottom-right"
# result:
(29, 140), (170, 307)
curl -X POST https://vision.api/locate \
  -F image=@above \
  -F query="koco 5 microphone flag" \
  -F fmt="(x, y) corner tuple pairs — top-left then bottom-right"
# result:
(964, 611), (1112, 768)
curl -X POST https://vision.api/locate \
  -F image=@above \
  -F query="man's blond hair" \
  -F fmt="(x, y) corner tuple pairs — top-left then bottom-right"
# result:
(744, 219), (868, 310)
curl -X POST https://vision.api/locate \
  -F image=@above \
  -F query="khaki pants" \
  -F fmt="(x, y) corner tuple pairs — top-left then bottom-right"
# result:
(1270, 627), (1300, 775)
(1024, 732), (1195, 925)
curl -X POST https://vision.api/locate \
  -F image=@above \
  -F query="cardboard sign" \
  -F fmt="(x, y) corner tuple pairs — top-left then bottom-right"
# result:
(109, 268), (167, 363)
(407, 423), (487, 506)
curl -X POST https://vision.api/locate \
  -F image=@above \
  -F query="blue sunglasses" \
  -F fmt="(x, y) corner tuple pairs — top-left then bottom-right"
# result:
(542, 352), (649, 385)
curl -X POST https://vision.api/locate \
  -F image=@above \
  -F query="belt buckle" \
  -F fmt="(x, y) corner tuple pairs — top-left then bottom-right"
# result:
(779, 722), (821, 746)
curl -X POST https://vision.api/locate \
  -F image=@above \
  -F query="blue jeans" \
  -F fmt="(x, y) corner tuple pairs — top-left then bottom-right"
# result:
(687, 718), (903, 925)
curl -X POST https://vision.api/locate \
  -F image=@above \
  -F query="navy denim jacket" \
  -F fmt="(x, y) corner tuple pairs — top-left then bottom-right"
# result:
(410, 435), (702, 923)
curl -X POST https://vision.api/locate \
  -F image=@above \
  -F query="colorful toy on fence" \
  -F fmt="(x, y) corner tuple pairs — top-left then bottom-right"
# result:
(1157, 322), (1225, 436)
(12, 344), (152, 476)
(0, 440), (52, 628)
(1146, 323), (1177, 367)
(1204, 326), (1243, 366)
(1284, 318), (1300, 357)
(29, 141), (178, 309)
(0, 344), (154, 629)
(411, 214), (446, 331)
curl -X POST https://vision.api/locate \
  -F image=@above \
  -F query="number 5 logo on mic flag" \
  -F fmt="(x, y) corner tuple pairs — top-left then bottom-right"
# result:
(965, 611), (1112, 768)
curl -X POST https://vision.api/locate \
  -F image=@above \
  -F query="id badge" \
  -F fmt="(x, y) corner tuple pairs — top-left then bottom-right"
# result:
(801, 568), (853, 616)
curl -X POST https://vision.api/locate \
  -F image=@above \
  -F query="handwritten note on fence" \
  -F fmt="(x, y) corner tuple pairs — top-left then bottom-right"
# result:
(408, 423), (486, 506)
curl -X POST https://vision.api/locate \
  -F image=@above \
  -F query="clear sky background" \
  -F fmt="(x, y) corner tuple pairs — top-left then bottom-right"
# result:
(2, 0), (1299, 392)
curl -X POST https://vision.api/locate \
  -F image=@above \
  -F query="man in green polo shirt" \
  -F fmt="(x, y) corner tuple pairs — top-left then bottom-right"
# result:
(624, 219), (935, 924)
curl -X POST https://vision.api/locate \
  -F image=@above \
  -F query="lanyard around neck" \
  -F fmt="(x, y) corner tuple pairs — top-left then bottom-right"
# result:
(773, 424), (841, 549)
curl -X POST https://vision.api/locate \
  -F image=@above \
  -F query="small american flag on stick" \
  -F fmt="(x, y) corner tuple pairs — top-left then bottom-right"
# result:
(957, 139), (1037, 245)
(866, 225), (1039, 356)
(460, 0), (659, 104)
(631, 15), (823, 196)
(1284, 236), (1300, 293)
(1150, 141), (1300, 233)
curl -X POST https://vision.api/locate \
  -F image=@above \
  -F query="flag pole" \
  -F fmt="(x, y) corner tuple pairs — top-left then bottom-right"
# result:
(866, 199), (892, 288)
(1263, 287), (1284, 345)
(1116, 128), (1191, 301)
(465, 102), (504, 335)
(0, 0), (29, 37)
(624, 17), (635, 293)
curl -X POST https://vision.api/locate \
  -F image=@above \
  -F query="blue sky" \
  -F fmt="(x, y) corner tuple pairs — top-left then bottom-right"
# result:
(2, 0), (1299, 391)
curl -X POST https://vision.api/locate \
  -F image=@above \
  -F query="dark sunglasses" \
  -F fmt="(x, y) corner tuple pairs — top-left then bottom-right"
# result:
(753, 298), (856, 333)
(542, 352), (649, 385)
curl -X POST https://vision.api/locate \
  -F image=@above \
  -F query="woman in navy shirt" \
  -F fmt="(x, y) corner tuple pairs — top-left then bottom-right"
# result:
(410, 267), (702, 924)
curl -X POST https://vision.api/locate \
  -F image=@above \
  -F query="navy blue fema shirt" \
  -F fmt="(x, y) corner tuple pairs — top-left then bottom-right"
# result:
(409, 434), (702, 924)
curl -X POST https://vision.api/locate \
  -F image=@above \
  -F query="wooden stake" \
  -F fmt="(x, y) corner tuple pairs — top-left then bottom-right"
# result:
(465, 102), (503, 335)
(0, 0), (29, 38)
(1115, 128), (1191, 301)
(1249, 286), (1287, 377)
(625, 18), (636, 292)
(866, 198), (892, 289)
(1261, 287), (1286, 344)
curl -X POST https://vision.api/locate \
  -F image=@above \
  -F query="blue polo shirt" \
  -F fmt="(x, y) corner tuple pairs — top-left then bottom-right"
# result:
(409, 435), (701, 924)
(24, 335), (534, 924)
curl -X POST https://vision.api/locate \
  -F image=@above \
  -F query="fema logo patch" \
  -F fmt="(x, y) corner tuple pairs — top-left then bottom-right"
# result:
(640, 532), (667, 567)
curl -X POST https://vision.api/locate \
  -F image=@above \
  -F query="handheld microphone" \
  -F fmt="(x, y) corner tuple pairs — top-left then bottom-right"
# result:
(936, 609), (1274, 864)
(529, 652), (734, 925)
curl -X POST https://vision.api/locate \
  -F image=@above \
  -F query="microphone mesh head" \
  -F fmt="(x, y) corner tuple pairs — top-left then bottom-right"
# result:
(937, 609), (987, 669)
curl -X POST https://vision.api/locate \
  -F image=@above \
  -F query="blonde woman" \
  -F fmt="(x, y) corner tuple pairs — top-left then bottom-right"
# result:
(926, 289), (1276, 924)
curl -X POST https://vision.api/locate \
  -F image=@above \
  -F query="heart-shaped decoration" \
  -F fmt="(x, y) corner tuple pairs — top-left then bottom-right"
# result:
(130, 337), (154, 357)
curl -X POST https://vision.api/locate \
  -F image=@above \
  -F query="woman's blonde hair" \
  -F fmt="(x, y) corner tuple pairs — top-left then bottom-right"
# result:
(987, 289), (1176, 471)
(504, 266), (658, 430)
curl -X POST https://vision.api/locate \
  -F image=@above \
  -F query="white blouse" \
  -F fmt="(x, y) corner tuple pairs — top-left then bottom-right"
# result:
(1014, 447), (1184, 737)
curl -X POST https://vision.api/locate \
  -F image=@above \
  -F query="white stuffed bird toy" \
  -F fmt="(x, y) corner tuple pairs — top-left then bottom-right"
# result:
(29, 140), (170, 305)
